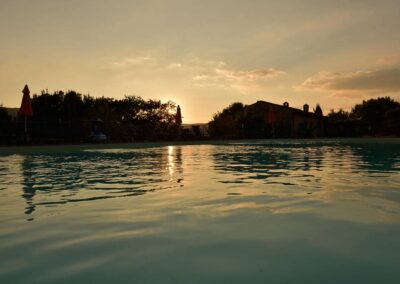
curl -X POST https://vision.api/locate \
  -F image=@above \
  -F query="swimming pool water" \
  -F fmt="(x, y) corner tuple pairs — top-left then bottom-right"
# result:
(1, 139), (399, 283)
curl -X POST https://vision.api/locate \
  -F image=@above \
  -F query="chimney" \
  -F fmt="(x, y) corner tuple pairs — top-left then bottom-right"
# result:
(303, 104), (309, 112)
(283, 102), (289, 107)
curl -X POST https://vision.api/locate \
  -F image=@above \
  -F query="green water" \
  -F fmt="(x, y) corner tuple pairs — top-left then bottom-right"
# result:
(0, 139), (400, 283)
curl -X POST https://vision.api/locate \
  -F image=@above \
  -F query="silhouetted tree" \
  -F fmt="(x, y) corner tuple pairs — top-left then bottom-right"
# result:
(30, 91), (64, 141)
(0, 105), (13, 144)
(175, 105), (182, 125)
(350, 97), (400, 135)
(62, 91), (85, 140)
(314, 104), (323, 116)
(0, 105), (11, 122)
(18, 90), (179, 143)
(325, 97), (400, 137)
(383, 107), (400, 136)
(208, 102), (245, 138)
(328, 109), (350, 122)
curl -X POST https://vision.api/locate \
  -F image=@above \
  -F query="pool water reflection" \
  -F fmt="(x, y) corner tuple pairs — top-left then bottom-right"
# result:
(0, 139), (399, 283)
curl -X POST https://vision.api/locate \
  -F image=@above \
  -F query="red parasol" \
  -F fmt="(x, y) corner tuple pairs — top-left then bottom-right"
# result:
(19, 85), (33, 141)
(19, 85), (33, 116)
(267, 107), (276, 124)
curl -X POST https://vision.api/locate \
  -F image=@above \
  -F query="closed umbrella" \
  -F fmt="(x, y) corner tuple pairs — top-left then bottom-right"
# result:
(19, 85), (33, 140)
(266, 106), (276, 138)
(267, 106), (276, 124)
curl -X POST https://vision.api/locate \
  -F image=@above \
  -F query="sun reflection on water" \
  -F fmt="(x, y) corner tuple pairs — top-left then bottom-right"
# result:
(168, 146), (174, 177)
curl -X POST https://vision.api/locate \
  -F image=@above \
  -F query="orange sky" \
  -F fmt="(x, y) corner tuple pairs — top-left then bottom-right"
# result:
(1, 0), (400, 123)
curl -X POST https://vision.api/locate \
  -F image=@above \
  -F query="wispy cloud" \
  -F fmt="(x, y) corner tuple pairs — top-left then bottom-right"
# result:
(378, 53), (400, 65)
(193, 66), (286, 90)
(105, 52), (286, 94)
(296, 68), (400, 95)
(111, 56), (156, 67)
(166, 63), (182, 69)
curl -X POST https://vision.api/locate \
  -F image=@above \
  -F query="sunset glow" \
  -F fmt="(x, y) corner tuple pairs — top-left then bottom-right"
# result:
(1, 0), (399, 123)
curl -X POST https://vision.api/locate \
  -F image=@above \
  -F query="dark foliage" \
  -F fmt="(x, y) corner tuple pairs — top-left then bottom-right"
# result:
(314, 104), (323, 116)
(328, 109), (350, 122)
(0, 105), (14, 143)
(209, 97), (400, 139)
(327, 97), (400, 137)
(208, 103), (245, 138)
(0, 105), (11, 122)
(1, 90), (181, 144)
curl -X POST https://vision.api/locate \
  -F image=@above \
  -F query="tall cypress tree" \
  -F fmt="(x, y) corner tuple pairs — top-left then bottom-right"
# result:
(175, 105), (182, 125)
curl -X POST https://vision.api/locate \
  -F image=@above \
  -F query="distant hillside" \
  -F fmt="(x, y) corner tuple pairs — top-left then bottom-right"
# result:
(182, 123), (209, 137)
(182, 123), (207, 127)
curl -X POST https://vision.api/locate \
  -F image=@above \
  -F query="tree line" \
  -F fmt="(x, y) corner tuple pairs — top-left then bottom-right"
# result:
(1, 93), (399, 144)
(327, 97), (400, 137)
(208, 97), (400, 138)
(0, 90), (181, 144)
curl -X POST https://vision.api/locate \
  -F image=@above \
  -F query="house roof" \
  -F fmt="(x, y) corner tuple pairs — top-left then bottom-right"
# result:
(251, 100), (324, 118)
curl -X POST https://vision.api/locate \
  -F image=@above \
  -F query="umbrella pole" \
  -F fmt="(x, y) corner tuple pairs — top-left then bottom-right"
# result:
(24, 116), (28, 142)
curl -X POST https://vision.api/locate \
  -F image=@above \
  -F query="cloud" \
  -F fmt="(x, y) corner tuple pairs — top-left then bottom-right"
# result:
(228, 69), (286, 81)
(378, 53), (400, 65)
(167, 63), (182, 69)
(296, 68), (400, 95)
(193, 67), (286, 89)
(111, 56), (155, 67)
(104, 52), (286, 96)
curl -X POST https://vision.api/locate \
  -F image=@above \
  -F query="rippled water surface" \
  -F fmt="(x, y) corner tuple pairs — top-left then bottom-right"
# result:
(1, 139), (400, 283)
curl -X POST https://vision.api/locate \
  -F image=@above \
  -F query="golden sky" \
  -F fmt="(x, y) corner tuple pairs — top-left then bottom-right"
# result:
(1, 0), (400, 123)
